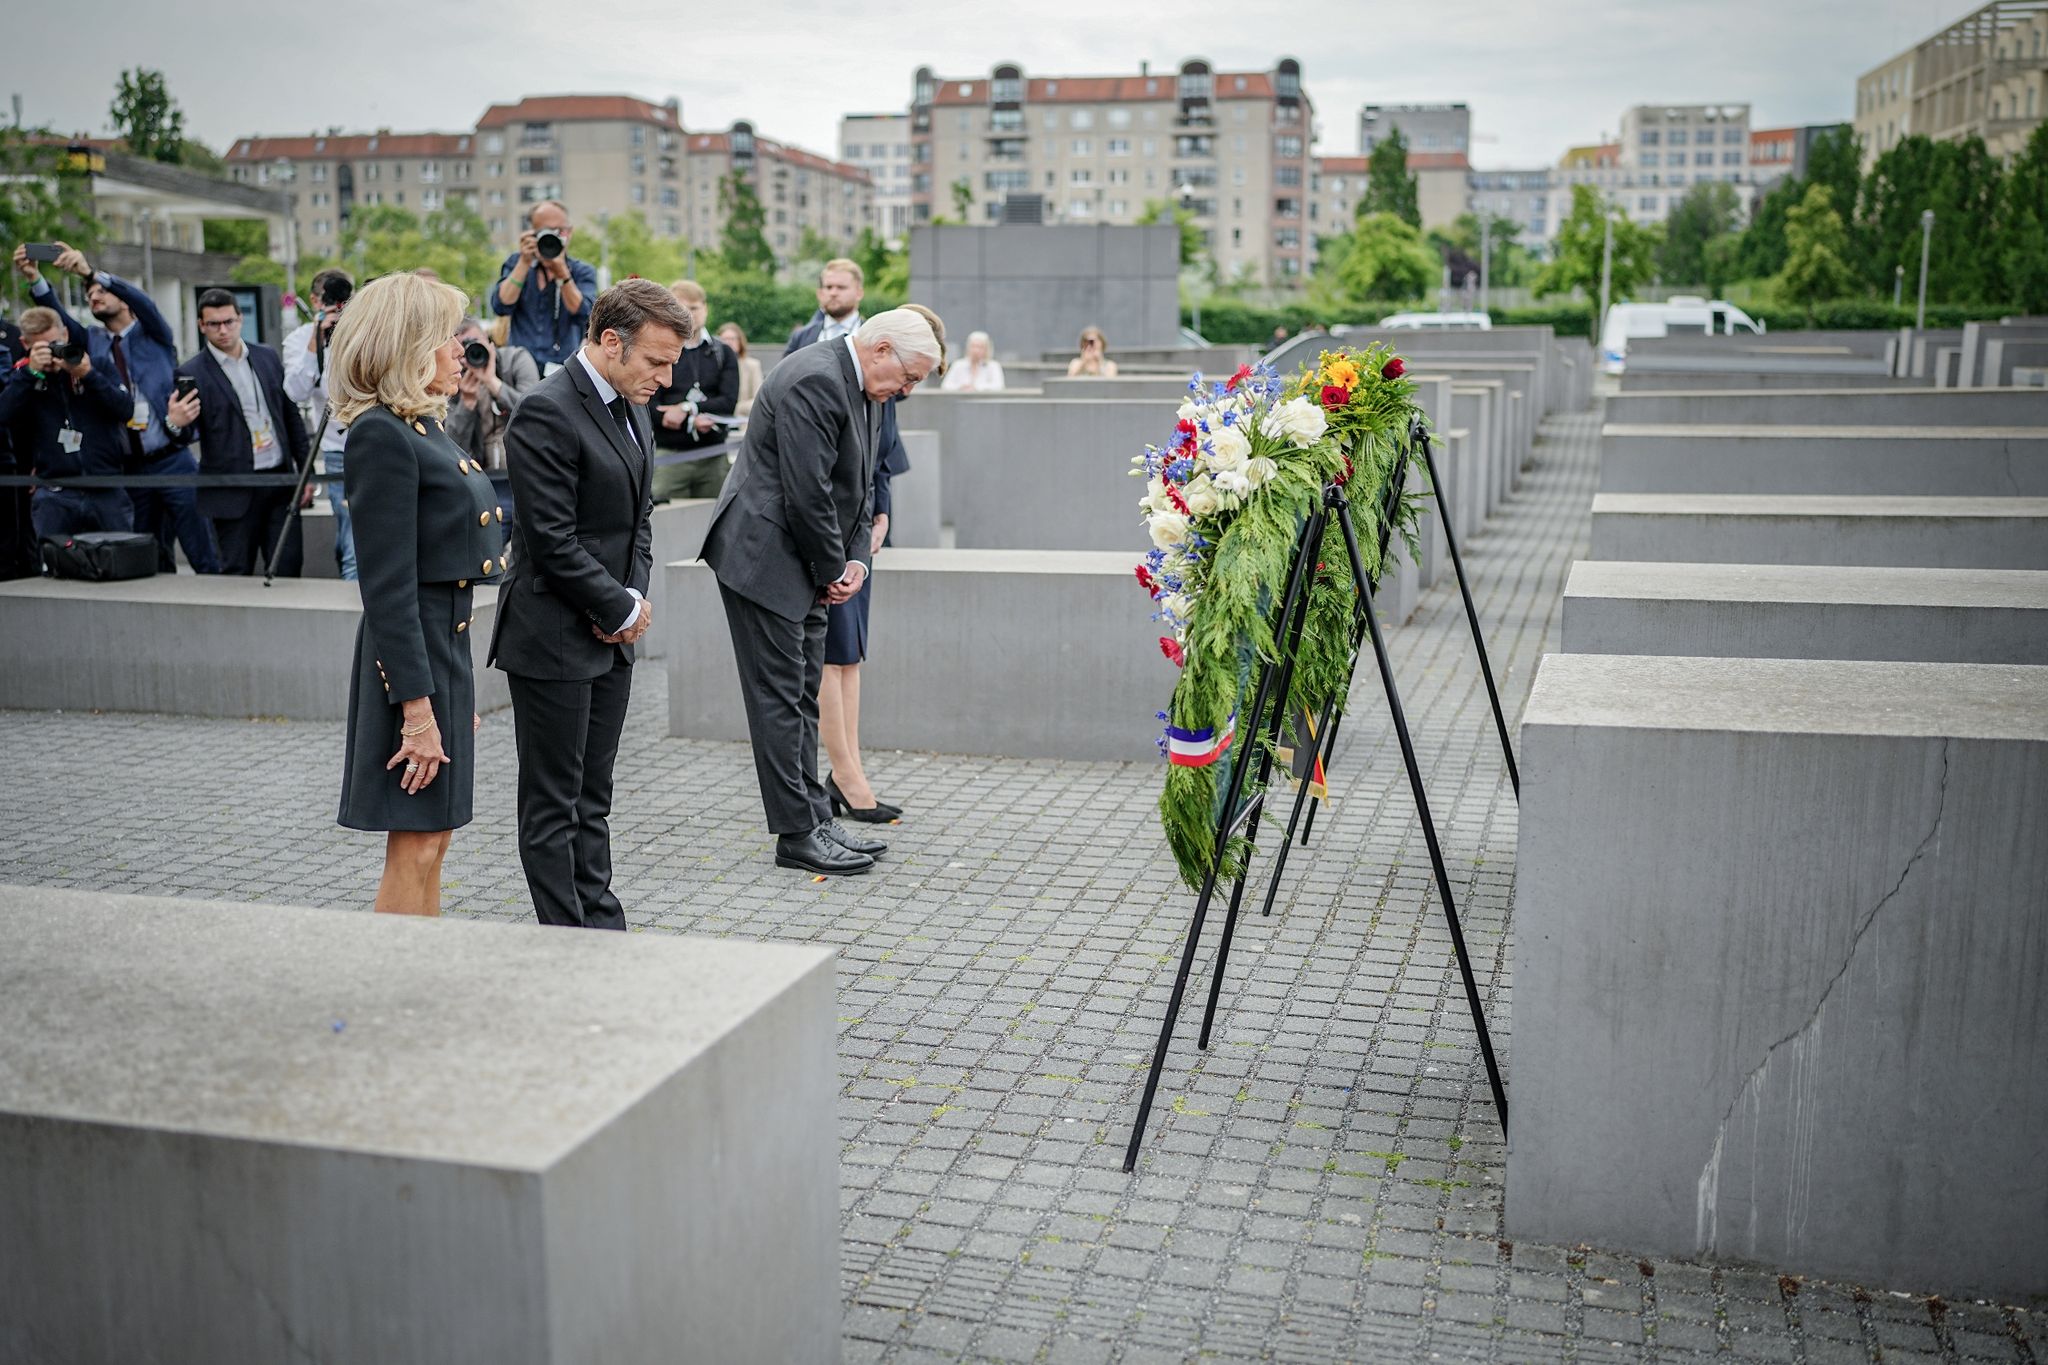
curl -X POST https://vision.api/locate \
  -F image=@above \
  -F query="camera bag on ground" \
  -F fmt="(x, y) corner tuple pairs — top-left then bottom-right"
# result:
(41, 532), (159, 582)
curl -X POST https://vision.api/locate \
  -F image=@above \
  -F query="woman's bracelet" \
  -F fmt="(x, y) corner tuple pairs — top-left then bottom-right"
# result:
(400, 718), (434, 737)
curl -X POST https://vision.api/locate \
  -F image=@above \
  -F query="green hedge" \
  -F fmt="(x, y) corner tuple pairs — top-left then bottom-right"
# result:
(706, 275), (906, 352)
(1183, 300), (1413, 345)
(1741, 300), (2012, 331)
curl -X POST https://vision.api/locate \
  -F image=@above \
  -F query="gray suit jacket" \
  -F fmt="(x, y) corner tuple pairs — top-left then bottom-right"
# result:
(488, 358), (654, 681)
(699, 337), (878, 622)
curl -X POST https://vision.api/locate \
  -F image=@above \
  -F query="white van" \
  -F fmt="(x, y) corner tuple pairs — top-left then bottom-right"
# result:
(1599, 297), (1764, 374)
(1378, 311), (1494, 331)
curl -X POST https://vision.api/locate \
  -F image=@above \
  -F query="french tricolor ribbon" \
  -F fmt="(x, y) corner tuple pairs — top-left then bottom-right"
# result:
(1165, 712), (1236, 767)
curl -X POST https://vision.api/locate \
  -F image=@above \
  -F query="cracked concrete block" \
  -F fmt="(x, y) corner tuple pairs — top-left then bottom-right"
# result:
(1510, 653), (2048, 1300)
(1589, 494), (2048, 570)
(0, 889), (842, 1365)
(1561, 562), (2048, 665)
(0, 576), (509, 719)
(1599, 424), (2048, 497)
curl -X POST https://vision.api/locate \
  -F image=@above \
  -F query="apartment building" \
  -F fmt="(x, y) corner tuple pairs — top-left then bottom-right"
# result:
(1854, 0), (2048, 166)
(1307, 150), (1471, 238)
(1467, 167), (1554, 244)
(686, 123), (875, 257)
(1614, 103), (1752, 223)
(1358, 103), (1470, 156)
(228, 93), (871, 261)
(909, 58), (1313, 285)
(1748, 126), (1799, 189)
(840, 112), (913, 243)
(225, 131), (479, 253)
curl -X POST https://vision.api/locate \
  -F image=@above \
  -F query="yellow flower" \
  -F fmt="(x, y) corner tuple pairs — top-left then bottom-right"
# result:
(1323, 357), (1359, 389)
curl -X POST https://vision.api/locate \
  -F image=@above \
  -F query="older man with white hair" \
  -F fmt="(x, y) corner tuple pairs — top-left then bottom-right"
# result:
(699, 306), (945, 875)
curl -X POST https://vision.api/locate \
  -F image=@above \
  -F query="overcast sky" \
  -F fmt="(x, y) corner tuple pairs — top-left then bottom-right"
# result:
(11, 0), (1962, 170)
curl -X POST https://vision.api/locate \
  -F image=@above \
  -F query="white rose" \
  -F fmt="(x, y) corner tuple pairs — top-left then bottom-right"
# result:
(1207, 423), (1251, 470)
(1183, 478), (1221, 517)
(1213, 468), (1252, 497)
(1244, 456), (1279, 487)
(1177, 398), (1200, 421)
(1259, 395), (1328, 448)
(1141, 475), (1170, 514)
(1148, 511), (1190, 550)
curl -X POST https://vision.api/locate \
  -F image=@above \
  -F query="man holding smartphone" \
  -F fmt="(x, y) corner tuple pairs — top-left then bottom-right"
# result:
(13, 242), (218, 572)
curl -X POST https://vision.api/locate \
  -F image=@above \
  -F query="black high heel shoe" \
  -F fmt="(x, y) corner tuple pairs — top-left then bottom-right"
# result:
(827, 774), (902, 823)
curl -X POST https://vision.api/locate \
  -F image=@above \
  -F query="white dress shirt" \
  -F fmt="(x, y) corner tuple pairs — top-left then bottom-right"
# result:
(575, 348), (647, 636)
(207, 340), (281, 470)
(283, 319), (348, 459)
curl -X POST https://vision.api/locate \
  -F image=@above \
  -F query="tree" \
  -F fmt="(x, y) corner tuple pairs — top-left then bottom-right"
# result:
(1996, 123), (2048, 313)
(203, 219), (269, 258)
(1733, 176), (1798, 281)
(717, 172), (774, 275)
(950, 177), (975, 221)
(0, 128), (102, 308)
(1427, 212), (1535, 290)
(1776, 184), (1860, 312)
(1804, 125), (1862, 223)
(1534, 185), (1662, 326)
(600, 210), (688, 284)
(1360, 128), (1420, 229)
(109, 69), (186, 165)
(1136, 199), (1204, 268)
(1334, 211), (1437, 302)
(1860, 134), (2004, 304)
(1658, 181), (1742, 286)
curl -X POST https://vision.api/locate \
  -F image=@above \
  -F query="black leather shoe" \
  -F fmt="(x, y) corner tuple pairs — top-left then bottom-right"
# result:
(775, 828), (874, 876)
(819, 818), (886, 858)
(826, 773), (903, 823)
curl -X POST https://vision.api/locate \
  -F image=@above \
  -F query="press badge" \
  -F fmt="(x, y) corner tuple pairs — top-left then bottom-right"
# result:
(128, 395), (151, 431)
(58, 426), (82, 454)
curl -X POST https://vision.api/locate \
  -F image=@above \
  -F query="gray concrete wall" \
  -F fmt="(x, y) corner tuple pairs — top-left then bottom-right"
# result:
(891, 430), (945, 549)
(1598, 424), (2048, 497)
(1604, 387), (2048, 428)
(943, 398), (1168, 551)
(912, 224), (1182, 361)
(641, 498), (718, 662)
(1562, 561), (2048, 664)
(0, 576), (511, 718)
(1959, 322), (2048, 388)
(1512, 652), (2048, 1300)
(1983, 340), (2048, 388)
(1618, 369), (1920, 392)
(667, 550), (1175, 760)
(0, 888), (843, 1365)
(1448, 383), (1500, 530)
(1588, 494), (2048, 569)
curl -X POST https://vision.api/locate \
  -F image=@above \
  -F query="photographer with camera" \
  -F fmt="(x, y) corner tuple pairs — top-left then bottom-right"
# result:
(14, 241), (219, 573)
(491, 201), (596, 372)
(0, 305), (137, 540)
(443, 316), (539, 540)
(284, 268), (357, 578)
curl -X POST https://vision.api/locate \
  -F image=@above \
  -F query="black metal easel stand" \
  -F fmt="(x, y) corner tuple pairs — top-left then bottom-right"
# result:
(1123, 466), (1510, 1173)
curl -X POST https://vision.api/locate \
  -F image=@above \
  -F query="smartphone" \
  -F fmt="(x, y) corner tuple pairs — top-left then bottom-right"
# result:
(174, 375), (199, 400)
(24, 244), (63, 264)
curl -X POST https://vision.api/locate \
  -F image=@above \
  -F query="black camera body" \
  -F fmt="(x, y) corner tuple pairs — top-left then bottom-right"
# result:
(47, 340), (87, 365)
(320, 276), (353, 309)
(535, 228), (565, 261)
(463, 340), (492, 369)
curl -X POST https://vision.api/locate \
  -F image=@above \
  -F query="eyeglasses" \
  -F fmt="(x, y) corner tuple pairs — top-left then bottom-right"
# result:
(198, 317), (240, 330)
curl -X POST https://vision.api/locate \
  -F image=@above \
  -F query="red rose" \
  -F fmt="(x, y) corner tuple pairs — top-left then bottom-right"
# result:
(1225, 363), (1254, 391)
(1320, 384), (1350, 408)
(1160, 637), (1185, 667)
(1333, 455), (1355, 487)
(1381, 356), (1407, 380)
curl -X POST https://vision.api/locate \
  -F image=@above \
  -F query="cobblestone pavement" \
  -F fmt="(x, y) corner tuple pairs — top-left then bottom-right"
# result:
(2, 407), (2039, 1364)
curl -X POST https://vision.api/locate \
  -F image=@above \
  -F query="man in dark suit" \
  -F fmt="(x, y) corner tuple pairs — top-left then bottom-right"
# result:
(699, 307), (942, 876)
(489, 279), (692, 930)
(785, 259), (912, 491)
(169, 290), (309, 575)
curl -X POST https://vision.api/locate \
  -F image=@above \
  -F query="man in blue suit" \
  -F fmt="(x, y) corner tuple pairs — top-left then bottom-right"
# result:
(169, 290), (309, 576)
(13, 242), (218, 572)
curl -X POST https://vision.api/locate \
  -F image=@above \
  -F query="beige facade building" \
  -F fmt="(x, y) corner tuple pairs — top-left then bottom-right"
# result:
(840, 112), (913, 244)
(1307, 151), (1472, 243)
(1854, 0), (2048, 166)
(227, 93), (871, 264)
(909, 58), (1312, 285)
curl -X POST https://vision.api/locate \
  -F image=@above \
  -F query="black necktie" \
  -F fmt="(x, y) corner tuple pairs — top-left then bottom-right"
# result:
(605, 395), (638, 453)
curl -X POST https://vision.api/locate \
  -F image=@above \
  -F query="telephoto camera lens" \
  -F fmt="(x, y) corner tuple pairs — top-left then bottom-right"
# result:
(49, 340), (86, 364)
(463, 340), (491, 368)
(535, 228), (565, 261)
(322, 278), (353, 307)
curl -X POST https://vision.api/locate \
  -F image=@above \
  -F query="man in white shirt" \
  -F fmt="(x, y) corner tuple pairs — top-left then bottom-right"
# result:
(282, 269), (354, 578)
(169, 290), (309, 576)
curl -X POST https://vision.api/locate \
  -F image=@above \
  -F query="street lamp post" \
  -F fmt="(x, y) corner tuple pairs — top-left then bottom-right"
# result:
(1479, 215), (1491, 318)
(1915, 209), (1934, 332)
(1175, 182), (1201, 339)
(1597, 207), (1615, 340)
(274, 158), (297, 307)
(138, 208), (155, 295)
(1893, 263), (1904, 309)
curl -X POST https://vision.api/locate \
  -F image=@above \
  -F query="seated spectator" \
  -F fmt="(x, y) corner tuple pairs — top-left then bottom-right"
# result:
(717, 322), (764, 417)
(940, 331), (1005, 391)
(1066, 326), (1119, 378)
(0, 306), (135, 540)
